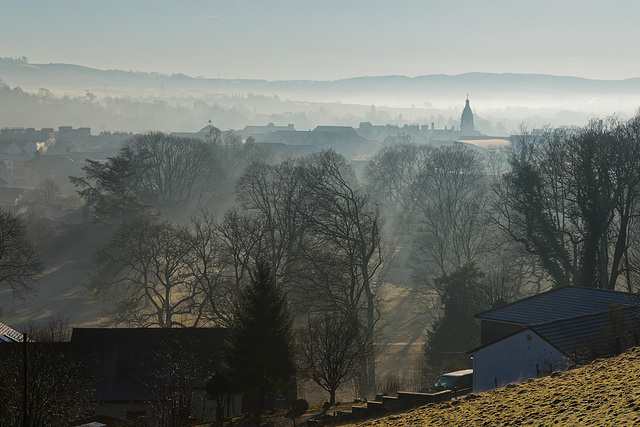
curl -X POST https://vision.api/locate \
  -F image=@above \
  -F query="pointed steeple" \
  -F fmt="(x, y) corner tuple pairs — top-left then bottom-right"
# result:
(460, 97), (474, 135)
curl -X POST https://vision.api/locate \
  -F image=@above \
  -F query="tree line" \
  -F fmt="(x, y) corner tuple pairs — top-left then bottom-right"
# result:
(69, 132), (381, 398)
(4, 113), (640, 415)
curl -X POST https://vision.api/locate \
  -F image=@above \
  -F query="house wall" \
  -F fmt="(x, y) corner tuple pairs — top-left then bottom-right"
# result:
(472, 329), (571, 392)
(93, 392), (242, 424)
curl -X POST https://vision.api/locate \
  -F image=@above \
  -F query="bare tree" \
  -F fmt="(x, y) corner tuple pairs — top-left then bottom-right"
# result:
(72, 132), (219, 222)
(89, 219), (201, 327)
(301, 150), (384, 397)
(365, 142), (432, 227)
(25, 314), (72, 342)
(297, 313), (371, 404)
(34, 178), (61, 206)
(149, 334), (201, 427)
(0, 209), (45, 298)
(235, 159), (308, 282)
(123, 132), (217, 215)
(410, 145), (490, 297)
(183, 211), (259, 328)
(0, 318), (93, 427)
(498, 117), (640, 289)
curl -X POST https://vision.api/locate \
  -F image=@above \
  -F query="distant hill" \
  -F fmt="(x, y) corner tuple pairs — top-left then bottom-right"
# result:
(2, 62), (640, 112)
(2, 61), (640, 134)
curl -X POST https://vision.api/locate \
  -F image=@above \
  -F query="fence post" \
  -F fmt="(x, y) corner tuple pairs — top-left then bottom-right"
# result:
(23, 332), (28, 427)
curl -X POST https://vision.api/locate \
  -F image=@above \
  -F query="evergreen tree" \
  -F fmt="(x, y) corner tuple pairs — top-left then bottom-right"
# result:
(422, 263), (485, 380)
(223, 259), (296, 415)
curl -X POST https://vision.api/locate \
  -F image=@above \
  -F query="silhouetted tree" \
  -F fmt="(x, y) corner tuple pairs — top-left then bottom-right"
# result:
(297, 313), (370, 404)
(89, 219), (201, 327)
(235, 159), (308, 282)
(0, 209), (45, 298)
(149, 334), (201, 427)
(411, 145), (489, 287)
(123, 132), (217, 215)
(72, 132), (219, 221)
(0, 318), (93, 426)
(364, 142), (432, 229)
(301, 150), (383, 397)
(70, 155), (149, 224)
(497, 117), (640, 289)
(183, 211), (255, 328)
(223, 260), (295, 416)
(422, 263), (485, 379)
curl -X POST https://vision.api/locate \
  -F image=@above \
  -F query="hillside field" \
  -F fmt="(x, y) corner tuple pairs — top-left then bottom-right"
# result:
(350, 347), (640, 426)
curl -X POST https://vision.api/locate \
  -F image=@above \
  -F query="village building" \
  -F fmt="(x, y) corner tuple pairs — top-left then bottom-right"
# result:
(470, 287), (640, 392)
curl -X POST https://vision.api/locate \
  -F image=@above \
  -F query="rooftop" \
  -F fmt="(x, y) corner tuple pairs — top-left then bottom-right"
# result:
(0, 322), (23, 343)
(476, 287), (640, 326)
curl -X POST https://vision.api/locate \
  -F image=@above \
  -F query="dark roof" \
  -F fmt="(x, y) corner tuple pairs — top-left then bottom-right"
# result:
(70, 328), (227, 402)
(0, 322), (23, 342)
(531, 305), (640, 359)
(313, 126), (358, 134)
(469, 305), (640, 357)
(475, 287), (640, 325)
(263, 130), (305, 144)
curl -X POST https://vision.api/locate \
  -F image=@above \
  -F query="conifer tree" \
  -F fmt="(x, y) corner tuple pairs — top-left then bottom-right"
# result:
(223, 259), (296, 415)
(422, 263), (484, 378)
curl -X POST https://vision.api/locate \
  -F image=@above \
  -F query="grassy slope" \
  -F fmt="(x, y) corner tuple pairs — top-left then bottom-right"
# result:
(0, 221), (114, 328)
(351, 347), (640, 426)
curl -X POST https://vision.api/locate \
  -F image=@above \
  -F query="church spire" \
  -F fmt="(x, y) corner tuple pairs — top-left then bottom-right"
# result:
(460, 97), (474, 135)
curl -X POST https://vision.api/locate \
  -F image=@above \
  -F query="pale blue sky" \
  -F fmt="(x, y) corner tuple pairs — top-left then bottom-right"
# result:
(1, 0), (639, 80)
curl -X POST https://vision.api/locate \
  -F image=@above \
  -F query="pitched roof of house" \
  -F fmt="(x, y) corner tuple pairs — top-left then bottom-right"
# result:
(470, 305), (640, 358)
(530, 305), (640, 360)
(70, 328), (228, 402)
(0, 322), (24, 342)
(475, 287), (640, 326)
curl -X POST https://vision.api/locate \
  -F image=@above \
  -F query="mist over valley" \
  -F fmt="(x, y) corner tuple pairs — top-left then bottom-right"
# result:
(2, 0), (640, 423)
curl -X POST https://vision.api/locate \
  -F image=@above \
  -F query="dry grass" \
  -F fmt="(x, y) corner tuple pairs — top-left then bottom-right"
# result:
(349, 346), (640, 426)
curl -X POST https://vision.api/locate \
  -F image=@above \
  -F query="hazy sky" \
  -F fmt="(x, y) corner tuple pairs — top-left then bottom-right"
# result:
(1, 0), (639, 81)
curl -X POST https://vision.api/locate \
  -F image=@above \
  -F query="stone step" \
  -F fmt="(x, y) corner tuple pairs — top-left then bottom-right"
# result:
(351, 405), (369, 417)
(367, 400), (388, 416)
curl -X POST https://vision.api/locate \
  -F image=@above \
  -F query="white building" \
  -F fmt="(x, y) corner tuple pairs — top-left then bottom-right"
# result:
(470, 287), (640, 392)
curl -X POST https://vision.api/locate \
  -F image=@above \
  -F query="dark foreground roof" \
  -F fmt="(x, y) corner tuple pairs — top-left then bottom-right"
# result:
(70, 328), (227, 402)
(476, 287), (640, 325)
(0, 321), (23, 342)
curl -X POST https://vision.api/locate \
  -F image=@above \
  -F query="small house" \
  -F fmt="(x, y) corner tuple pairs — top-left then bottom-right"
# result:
(470, 287), (640, 392)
